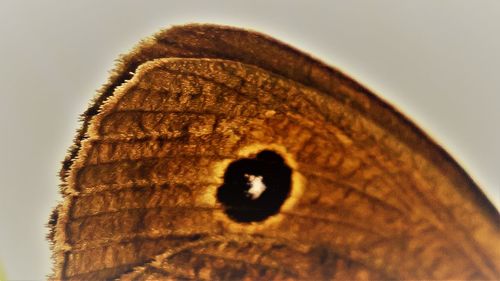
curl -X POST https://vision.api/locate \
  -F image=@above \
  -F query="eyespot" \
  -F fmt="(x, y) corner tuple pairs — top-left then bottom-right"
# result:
(216, 150), (292, 223)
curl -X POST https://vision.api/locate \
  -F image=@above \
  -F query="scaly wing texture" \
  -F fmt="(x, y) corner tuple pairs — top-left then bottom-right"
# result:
(48, 24), (500, 280)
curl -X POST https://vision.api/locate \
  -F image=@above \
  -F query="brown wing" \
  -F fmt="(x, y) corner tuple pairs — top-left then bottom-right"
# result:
(48, 24), (500, 280)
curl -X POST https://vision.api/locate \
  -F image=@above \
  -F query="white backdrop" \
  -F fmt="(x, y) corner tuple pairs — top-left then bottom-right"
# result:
(1, 1), (499, 280)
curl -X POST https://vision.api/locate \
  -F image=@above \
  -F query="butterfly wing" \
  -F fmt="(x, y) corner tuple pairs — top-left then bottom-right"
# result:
(49, 24), (500, 280)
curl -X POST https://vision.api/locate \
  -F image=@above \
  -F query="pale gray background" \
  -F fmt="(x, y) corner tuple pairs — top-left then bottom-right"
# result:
(1, 1), (499, 280)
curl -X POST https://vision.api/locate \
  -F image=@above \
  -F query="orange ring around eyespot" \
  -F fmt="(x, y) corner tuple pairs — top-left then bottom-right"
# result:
(209, 143), (305, 233)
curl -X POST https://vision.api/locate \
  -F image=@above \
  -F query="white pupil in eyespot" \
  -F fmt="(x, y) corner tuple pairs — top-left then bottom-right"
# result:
(244, 174), (267, 200)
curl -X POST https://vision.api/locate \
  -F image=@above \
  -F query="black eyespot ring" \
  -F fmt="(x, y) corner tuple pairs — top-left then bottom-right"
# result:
(216, 150), (292, 223)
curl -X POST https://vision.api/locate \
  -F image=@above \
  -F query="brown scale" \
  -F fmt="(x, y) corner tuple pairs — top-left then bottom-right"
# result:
(48, 24), (500, 280)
